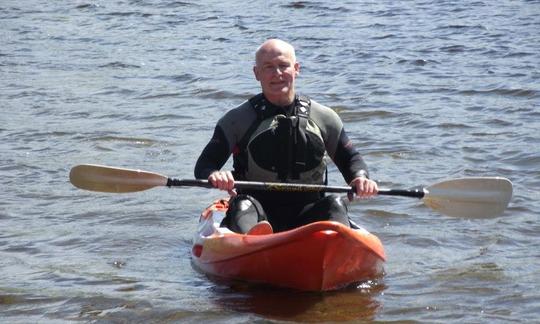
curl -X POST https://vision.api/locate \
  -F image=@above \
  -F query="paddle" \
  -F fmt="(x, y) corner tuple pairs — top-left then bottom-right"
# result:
(69, 164), (512, 218)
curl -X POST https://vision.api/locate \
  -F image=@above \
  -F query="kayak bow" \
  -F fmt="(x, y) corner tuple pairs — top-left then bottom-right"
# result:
(191, 199), (385, 291)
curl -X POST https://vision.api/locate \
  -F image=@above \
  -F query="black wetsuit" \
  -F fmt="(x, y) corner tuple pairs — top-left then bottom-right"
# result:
(195, 94), (369, 232)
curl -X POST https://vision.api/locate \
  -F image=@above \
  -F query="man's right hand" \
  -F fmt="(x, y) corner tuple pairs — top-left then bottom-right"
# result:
(208, 170), (236, 196)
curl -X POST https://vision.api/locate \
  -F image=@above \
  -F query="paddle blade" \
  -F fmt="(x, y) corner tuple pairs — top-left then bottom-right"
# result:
(69, 164), (168, 193)
(423, 177), (513, 218)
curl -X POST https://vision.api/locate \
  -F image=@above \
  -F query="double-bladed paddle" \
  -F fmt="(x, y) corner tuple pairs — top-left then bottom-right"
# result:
(69, 164), (512, 218)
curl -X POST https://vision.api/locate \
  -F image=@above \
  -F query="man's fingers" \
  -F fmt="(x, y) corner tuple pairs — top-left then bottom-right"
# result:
(353, 178), (378, 199)
(225, 171), (235, 191)
(208, 173), (218, 186)
(208, 171), (235, 191)
(356, 178), (366, 197)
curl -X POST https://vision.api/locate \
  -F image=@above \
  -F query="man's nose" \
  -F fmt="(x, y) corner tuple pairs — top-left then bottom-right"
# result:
(273, 66), (285, 75)
(271, 66), (283, 75)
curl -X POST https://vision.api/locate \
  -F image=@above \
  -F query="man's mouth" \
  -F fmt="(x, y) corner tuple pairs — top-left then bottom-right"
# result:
(271, 80), (286, 87)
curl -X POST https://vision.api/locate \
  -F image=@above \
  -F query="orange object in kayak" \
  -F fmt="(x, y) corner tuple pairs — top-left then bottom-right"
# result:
(192, 199), (386, 291)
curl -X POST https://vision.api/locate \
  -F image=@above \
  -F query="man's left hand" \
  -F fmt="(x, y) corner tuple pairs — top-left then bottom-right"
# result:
(349, 176), (378, 200)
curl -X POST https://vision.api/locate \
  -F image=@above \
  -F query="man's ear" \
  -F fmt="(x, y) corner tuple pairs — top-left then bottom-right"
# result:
(253, 66), (260, 81)
(294, 62), (300, 76)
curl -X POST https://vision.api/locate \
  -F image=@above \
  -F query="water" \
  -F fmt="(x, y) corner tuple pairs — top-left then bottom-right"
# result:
(1, 0), (539, 322)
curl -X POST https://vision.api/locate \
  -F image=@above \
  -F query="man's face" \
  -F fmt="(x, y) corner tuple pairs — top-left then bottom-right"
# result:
(253, 45), (299, 106)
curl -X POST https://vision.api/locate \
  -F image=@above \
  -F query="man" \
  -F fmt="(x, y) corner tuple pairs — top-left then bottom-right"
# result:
(195, 39), (378, 234)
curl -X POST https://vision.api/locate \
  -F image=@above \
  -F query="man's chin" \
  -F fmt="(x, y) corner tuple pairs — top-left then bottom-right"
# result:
(265, 90), (295, 106)
(267, 86), (290, 95)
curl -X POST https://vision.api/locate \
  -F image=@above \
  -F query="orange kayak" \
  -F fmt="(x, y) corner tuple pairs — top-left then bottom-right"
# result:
(191, 199), (386, 291)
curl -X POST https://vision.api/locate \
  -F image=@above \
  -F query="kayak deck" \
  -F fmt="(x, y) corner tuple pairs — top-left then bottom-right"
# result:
(192, 199), (385, 291)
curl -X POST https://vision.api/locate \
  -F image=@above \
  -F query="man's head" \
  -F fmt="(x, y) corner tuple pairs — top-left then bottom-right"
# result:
(253, 39), (300, 107)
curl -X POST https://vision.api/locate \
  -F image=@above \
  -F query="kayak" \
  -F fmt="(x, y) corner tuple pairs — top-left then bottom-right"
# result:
(191, 199), (386, 291)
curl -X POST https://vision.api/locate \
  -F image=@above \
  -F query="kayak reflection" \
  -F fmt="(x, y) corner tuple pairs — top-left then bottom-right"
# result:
(208, 279), (386, 322)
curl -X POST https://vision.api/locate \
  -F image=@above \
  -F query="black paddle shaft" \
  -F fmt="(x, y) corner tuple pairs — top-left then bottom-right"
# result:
(166, 178), (425, 198)
(378, 188), (425, 199)
(166, 178), (352, 193)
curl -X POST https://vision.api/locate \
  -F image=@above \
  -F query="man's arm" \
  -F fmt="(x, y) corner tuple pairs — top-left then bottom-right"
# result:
(195, 100), (258, 193)
(332, 128), (378, 198)
(194, 125), (231, 179)
(309, 100), (378, 198)
(194, 125), (237, 192)
(332, 129), (369, 183)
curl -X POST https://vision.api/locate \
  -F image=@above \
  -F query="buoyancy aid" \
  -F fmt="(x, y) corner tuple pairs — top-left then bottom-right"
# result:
(233, 94), (327, 183)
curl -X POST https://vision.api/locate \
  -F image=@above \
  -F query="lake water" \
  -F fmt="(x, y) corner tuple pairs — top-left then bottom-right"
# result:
(1, 0), (539, 322)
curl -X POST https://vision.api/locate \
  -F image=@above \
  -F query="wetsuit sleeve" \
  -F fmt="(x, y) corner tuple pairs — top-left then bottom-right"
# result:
(194, 125), (232, 179)
(332, 128), (369, 184)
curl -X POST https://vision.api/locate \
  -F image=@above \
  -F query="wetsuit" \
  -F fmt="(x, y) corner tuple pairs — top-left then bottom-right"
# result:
(194, 94), (369, 232)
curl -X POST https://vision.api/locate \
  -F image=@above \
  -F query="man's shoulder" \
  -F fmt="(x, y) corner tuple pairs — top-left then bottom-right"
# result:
(303, 97), (344, 144)
(216, 98), (259, 142)
(308, 98), (341, 122)
(218, 99), (256, 123)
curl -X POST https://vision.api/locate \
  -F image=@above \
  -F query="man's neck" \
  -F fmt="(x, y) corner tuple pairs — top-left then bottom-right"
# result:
(264, 92), (295, 108)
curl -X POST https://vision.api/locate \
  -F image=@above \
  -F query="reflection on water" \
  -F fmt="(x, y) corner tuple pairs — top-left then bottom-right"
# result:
(209, 279), (386, 322)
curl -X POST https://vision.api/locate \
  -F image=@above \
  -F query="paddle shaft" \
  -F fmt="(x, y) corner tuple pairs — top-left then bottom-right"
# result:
(166, 178), (425, 198)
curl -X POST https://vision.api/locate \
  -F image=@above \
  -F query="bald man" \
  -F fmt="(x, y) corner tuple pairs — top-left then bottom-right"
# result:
(195, 39), (377, 234)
